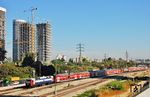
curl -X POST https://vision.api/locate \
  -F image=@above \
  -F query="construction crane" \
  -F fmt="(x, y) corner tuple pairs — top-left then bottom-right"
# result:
(23, 7), (37, 57)
(31, 7), (37, 25)
(24, 7), (37, 25)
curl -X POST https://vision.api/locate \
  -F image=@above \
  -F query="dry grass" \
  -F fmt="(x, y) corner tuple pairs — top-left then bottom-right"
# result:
(97, 82), (130, 97)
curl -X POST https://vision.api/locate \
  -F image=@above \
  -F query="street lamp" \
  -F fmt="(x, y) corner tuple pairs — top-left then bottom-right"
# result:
(66, 62), (71, 87)
(68, 69), (71, 87)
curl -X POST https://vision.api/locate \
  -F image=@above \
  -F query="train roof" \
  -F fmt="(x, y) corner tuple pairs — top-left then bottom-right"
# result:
(56, 72), (89, 76)
(26, 78), (35, 80)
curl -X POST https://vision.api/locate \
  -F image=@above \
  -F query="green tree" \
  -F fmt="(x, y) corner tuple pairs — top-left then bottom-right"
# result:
(22, 53), (35, 67)
(69, 58), (74, 63)
(0, 64), (34, 80)
(51, 59), (65, 65)
(0, 48), (7, 62)
(31, 61), (43, 76)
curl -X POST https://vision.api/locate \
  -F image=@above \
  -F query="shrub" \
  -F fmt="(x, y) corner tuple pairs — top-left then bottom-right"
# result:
(0, 64), (34, 80)
(107, 81), (124, 90)
(74, 89), (97, 97)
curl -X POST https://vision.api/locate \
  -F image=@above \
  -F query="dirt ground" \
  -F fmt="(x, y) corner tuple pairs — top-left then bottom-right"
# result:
(97, 82), (130, 97)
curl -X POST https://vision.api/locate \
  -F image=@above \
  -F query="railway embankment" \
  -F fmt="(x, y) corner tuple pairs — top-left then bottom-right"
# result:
(74, 70), (149, 97)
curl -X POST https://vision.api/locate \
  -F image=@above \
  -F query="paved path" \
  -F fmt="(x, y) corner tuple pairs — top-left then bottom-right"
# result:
(136, 88), (150, 97)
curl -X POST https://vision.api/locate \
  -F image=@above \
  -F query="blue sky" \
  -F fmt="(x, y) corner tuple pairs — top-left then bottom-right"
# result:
(0, 0), (150, 60)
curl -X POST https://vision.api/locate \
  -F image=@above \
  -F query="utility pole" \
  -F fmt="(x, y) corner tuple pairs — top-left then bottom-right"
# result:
(125, 50), (128, 68)
(125, 50), (128, 62)
(104, 53), (107, 61)
(76, 43), (84, 63)
(104, 53), (107, 69)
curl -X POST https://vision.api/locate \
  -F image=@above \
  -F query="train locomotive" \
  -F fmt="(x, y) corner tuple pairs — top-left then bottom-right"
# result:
(25, 66), (147, 87)
(26, 76), (53, 87)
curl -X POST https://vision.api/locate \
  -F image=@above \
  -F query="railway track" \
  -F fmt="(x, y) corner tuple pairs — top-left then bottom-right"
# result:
(1, 78), (93, 96)
(13, 78), (101, 96)
(39, 79), (107, 97)
(0, 70), (147, 97)
(54, 79), (106, 97)
(31, 71), (147, 97)
(18, 83), (55, 96)
(0, 83), (55, 96)
(17, 78), (97, 96)
(0, 87), (24, 95)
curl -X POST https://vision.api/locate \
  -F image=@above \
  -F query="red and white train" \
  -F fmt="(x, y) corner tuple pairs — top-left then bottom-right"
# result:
(55, 72), (90, 82)
(25, 66), (147, 87)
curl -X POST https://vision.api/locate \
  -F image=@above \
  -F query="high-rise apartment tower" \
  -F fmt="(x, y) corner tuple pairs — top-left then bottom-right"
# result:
(0, 7), (6, 50)
(36, 22), (51, 62)
(13, 19), (35, 61)
(13, 19), (26, 61)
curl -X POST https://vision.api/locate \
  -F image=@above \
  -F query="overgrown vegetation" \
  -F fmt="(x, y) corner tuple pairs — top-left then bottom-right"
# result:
(74, 81), (128, 97)
(0, 64), (34, 80)
(51, 57), (136, 74)
(0, 48), (7, 62)
(0, 52), (137, 80)
(74, 89), (97, 97)
(107, 81), (124, 90)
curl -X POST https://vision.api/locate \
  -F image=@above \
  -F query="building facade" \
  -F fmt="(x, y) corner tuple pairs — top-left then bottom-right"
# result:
(36, 22), (51, 62)
(13, 19), (26, 61)
(13, 19), (35, 61)
(0, 7), (6, 50)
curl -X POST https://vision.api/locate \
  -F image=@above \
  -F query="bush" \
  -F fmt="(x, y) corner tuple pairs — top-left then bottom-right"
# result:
(0, 64), (34, 80)
(107, 81), (124, 90)
(74, 89), (97, 97)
